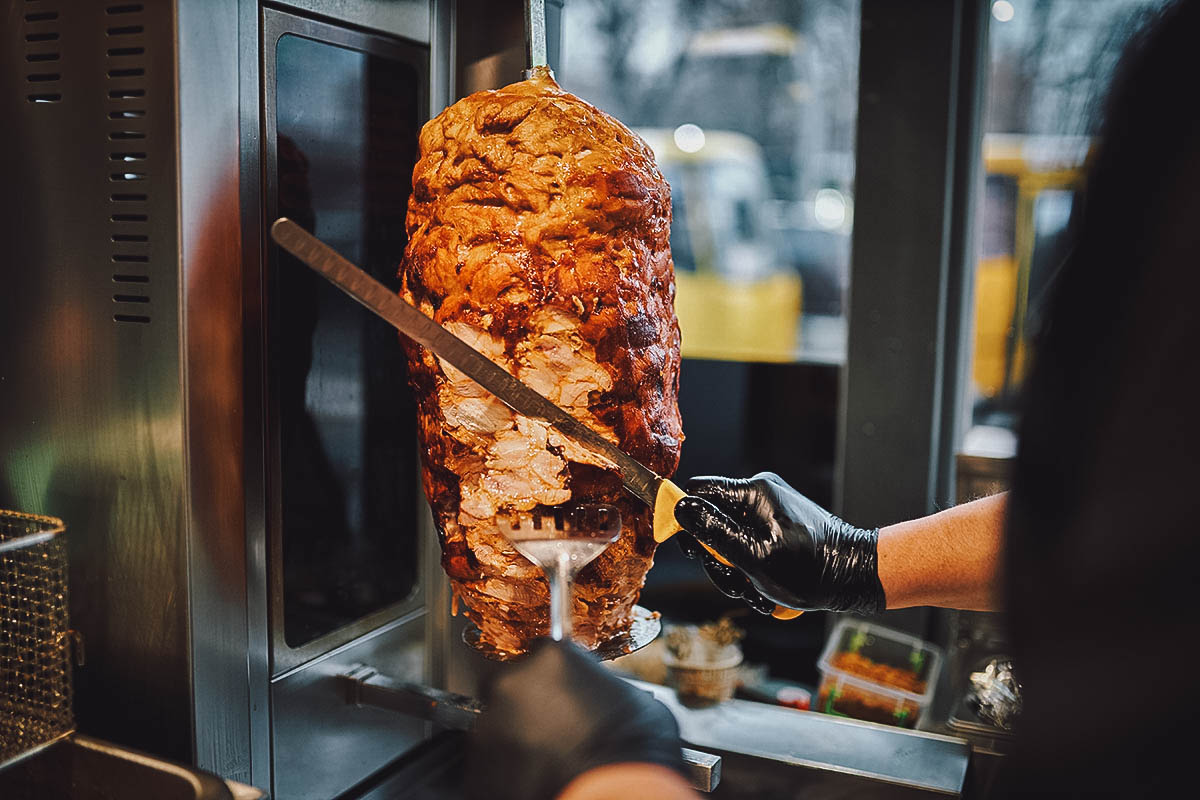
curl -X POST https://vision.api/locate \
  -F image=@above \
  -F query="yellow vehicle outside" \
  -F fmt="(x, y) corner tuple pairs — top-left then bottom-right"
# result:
(972, 134), (1091, 399)
(638, 128), (803, 363)
(674, 271), (802, 363)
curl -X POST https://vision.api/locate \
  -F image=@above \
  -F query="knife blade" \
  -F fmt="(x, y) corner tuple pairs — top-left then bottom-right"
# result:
(270, 217), (801, 620)
(271, 217), (661, 505)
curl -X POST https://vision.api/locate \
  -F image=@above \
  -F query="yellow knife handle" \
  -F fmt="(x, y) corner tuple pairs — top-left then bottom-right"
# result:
(771, 607), (804, 620)
(653, 479), (803, 621)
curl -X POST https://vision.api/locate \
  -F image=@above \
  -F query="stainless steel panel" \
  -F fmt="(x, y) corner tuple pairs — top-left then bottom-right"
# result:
(456, 0), (544, 95)
(177, 0), (256, 783)
(271, 610), (429, 800)
(638, 681), (971, 795)
(325, 730), (468, 800)
(1, 0), (191, 764)
(271, 0), (431, 42)
(237, 0), (273, 787)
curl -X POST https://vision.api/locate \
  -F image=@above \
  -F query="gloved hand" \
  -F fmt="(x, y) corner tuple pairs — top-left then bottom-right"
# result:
(464, 638), (685, 800)
(673, 472), (886, 616)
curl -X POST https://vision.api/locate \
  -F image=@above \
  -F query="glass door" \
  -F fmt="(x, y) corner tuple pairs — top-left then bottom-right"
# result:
(263, 9), (429, 672)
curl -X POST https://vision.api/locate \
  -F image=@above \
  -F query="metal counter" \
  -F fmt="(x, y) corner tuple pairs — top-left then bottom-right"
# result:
(636, 681), (971, 796)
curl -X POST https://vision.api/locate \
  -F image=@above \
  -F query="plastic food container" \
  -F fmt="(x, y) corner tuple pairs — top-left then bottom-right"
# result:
(816, 619), (942, 729)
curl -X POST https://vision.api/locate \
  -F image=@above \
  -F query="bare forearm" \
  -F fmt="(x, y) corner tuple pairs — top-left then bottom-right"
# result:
(557, 764), (698, 800)
(877, 492), (1006, 611)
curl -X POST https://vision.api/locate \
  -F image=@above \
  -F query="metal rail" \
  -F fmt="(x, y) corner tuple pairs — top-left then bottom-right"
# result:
(340, 666), (721, 792)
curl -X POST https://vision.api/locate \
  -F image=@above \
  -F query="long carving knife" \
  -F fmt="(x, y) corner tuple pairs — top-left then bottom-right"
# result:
(270, 217), (800, 620)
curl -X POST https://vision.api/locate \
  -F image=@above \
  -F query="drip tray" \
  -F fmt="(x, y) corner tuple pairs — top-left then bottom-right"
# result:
(0, 734), (263, 800)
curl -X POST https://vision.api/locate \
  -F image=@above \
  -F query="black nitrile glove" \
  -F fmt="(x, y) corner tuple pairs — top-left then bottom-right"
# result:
(675, 534), (778, 616)
(674, 472), (886, 616)
(464, 638), (685, 800)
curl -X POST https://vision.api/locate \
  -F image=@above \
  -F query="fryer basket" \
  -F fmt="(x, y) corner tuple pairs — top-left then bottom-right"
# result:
(0, 511), (74, 768)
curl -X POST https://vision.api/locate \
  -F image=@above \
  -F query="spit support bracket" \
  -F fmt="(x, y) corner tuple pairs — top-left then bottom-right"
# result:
(338, 665), (722, 792)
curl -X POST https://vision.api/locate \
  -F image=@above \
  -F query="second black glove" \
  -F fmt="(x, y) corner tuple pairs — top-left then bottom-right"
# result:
(674, 472), (886, 615)
(464, 638), (685, 800)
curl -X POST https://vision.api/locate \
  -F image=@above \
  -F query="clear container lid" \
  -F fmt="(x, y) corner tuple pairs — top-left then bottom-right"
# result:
(817, 618), (943, 705)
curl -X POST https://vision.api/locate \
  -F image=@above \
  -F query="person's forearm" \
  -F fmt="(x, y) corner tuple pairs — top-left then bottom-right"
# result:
(876, 492), (1006, 611)
(557, 764), (699, 800)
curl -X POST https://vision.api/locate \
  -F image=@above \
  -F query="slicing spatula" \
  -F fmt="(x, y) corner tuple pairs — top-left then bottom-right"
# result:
(502, 505), (622, 642)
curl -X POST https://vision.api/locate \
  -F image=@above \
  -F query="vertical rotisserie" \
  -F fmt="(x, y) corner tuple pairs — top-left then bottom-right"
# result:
(401, 68), (682, 654)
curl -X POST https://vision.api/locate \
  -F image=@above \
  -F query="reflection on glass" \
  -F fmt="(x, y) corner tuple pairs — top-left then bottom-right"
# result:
(965, 0), (1168, 445)
(972, 137), (1087, 421)
(561, 0), (859, 364)
(274, 34), (422, 647)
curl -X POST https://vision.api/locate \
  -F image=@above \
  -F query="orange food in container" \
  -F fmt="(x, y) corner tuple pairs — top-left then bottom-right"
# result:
(816, 619), (942, 729)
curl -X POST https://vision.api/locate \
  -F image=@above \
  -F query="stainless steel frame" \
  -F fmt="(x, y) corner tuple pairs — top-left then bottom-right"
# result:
(242, 3), (454, 797)
(180, 0), (255, 783)
(259, 5), (430, 676)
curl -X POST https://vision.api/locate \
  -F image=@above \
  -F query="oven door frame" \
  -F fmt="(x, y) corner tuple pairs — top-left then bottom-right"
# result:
(260, 5), (430, 677)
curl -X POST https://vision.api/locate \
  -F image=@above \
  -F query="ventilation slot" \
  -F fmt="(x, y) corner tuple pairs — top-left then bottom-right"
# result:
(22, 7), (62, 101)
(104, 2), (150, 328)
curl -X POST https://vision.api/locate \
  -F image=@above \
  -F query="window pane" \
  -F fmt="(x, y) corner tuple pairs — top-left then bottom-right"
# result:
(963, 0), (1170, 454)
(561, 0), (859, 365)
(274, 34), (423, 647)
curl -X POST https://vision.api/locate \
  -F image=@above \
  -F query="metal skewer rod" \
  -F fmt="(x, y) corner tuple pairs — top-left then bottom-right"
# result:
(524, 0), (549, 77)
